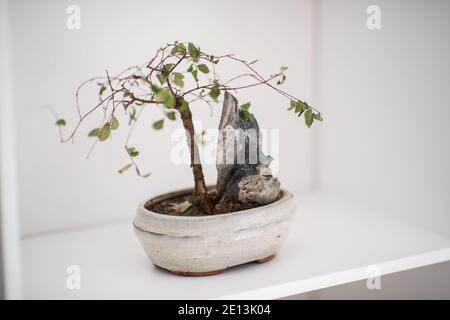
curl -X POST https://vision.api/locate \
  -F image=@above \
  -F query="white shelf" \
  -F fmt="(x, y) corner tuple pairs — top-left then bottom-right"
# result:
(21, 193), (450, 299)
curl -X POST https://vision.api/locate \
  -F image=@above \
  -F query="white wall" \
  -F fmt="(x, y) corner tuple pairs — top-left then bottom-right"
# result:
(9, 0), (316, 236)
(0, 0), (22, 299)
(316, 0), (450, 236)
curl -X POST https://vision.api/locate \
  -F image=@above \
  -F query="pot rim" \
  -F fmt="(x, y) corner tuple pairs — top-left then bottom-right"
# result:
(138, 186), (293, 221)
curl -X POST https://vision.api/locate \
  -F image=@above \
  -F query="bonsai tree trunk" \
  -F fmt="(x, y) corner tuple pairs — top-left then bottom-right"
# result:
(178, 105), (215, 214)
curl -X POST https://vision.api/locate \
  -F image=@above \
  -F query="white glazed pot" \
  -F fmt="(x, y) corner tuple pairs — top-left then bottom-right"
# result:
(133, 188), (296, 275)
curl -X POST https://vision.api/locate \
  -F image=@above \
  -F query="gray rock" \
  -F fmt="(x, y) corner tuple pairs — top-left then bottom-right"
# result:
(216, 92), (280, 205)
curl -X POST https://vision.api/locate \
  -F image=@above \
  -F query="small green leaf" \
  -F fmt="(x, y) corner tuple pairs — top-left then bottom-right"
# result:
(304, 109), (314, 128)
(153, 119), (164, 130)
(164, 94), (175, 108)
(188, 43), (200, 61)
(156, 73), (167, 85)
(88, 128), (100, 137)
(313, 113), (323, 122)
(277, 74), (286, 85)
(173, 73), (184, 88)
(248, 59), (258, 65)
(155, 88), (175, 108)
(111, 117), (119, 130)
(187, 64), (194, 73)
(123, 90), (132, 98)
(172, 43), (186, 55)
(288, 100), (296, 111)
(97, 83), (106, 96)
(142, 172), (152, 178)
(240, 102), (251, 110)
(128, 106), (137, 125)
(98, 123), (111, 141)
(197, 64), (210, 74)
(162, 63), (175, 76)
(179, 200), (192, 213)
(240, 109), (253, 122)
(187, 42), (196, 55)
(191, 69), (199, 82)
(171, 46), (179, 55)
(295, 101), (307, 113)
(179, 99), (189, 112)
(209, 85), (220, 101)
(55, 119), (66, 126)
(167, 112), (176, 121)
(118, 163), (132, 174)
(177, 43), (186, 52)
(126, 147), (139, 157)
(150, 84), (160, 94)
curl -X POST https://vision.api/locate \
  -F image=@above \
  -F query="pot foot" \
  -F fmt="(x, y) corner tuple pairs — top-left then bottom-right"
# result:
(255, 254), (275, 264)
(170, 269), (226, 277)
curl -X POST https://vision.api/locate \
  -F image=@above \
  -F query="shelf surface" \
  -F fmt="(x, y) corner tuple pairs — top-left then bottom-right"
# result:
(22, 193), (450, 299)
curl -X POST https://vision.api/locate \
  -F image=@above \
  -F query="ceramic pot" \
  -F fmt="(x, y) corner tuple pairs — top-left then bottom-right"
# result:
(133, 188), (295, 276)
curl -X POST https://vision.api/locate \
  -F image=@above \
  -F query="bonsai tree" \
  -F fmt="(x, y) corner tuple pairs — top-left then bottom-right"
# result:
(56, 41), (322, 215)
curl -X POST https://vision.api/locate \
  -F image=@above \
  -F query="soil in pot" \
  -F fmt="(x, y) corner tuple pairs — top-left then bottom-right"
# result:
(145, 190), (282, 217)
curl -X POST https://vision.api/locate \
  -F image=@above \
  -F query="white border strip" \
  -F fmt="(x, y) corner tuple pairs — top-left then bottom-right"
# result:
(216, 248), (450, 300)
(0, 0), (23, 299)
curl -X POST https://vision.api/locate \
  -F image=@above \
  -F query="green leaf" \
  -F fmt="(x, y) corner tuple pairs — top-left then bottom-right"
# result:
(172, 43), (186, 55)
(187, 64), (194, 73)
(111, 117), (119, 130)
(248, 59), (258, 65)
(240, 109), (253, 122)
(123, 90), (132, 98)
(156, 73), (167, 85)
(142, 172), (152, 178)
(277, 74), (286, 85)
(88, 128), (100, 137)
(55, 119), (66, 126)
(118, 163), (132, 174)
(162, 63), (175, 76)
(240, 102), (251, 110)
(313, 113), (323, 122)
(97, 83), (106, 96)
(98, 123), (111, 141)
(153, 119), (164, 130)
(155, 88), (175, 108)
(179, 200), (192, 213)
(173, 73), (184, 88)
(150, 83), (161, 94)
(209, 85), (220, 101)
(188, 43), (200, 61)
(295, 101), (307, 113)
(128, 106), (137, 125)
(167, 112), (176, 121)
(288, 100), (296, 111)
(179, 99), (189, 112)
(191, 69), (199, 82)
(197, 64), (210, 74)
(126, 147), (139, 157)
(304, 109), (314, 128)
